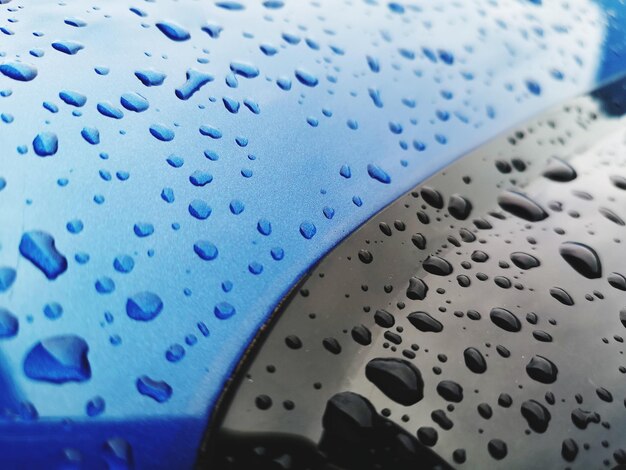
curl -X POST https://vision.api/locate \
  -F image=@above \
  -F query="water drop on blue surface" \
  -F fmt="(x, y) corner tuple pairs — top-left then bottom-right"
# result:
(126, 292), (163, 321)
(0, 267), (16, 292)
(257, 219), (272, 236)
(149, 124), (175, 141)
(86, 396), (105, 417)
(202, 23), (223, 38)
(81, 127), (100, 145)
(51, 40), (84, 55)
(43, 302), (63, 320)
(133, 222), (154, 237)
(155, 21), (190, 41)
(135, 69), (166, 87)
(199, 125), (222, 139)
(216, 2), (245, 11)
(367, 163), (391, 184)
(95, 277), (115, 294)
(19, 231), (67, 280)
(214, 301), (236, 320)
(299, 222), (317, 239)
(33, 132), (58, 157)
(166, 344), (185, 363)
(189, 199), (212, 220)
(136, 376), (172, 403)
(97, 102), (124, 119)
(113, 255), (135, 273)
(23, 335), (91, 383)
(0, 61), (38, 81)
(59, 90), (87, 107)
(175, 69), (213, 100)
(0, 308), (18, 338)
(120, 92), (149, 112)
(294, 68), (319, 87)
(194, 241), (218, 261)
(229, 61), (259, 79)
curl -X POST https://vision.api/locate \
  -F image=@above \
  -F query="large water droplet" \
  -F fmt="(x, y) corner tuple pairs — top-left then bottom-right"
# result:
(155, 21), (190, 41)
(0, 61), (38, 81)
(23, 335), (91, 383)
(33, 132), (59, 157)
(136, 375), (172, 402)
(19, 231), (67, 280)
(520, 399), (551, 433)
(526, 355), (558, 383)
(365, 357), (424, 406)
(126, 292), (163, 321)
(497, 190), (548, 221)
(489, 307), (521, 332)
(543, 157), (577, 182)
(0, 308), (19, 338)
(559, 241), (601, 279)
(407, 311), (443, 332)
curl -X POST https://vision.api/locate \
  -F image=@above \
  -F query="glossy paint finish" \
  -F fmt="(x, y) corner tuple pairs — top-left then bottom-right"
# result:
(0, 0), (625, 467)
(210, 80), (626, 468)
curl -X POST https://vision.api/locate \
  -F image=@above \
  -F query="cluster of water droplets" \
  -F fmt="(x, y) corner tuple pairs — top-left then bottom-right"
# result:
(0, 0), (621, 465)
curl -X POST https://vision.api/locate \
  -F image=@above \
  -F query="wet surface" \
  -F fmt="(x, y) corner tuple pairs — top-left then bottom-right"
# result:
(208, 80), (626, 469)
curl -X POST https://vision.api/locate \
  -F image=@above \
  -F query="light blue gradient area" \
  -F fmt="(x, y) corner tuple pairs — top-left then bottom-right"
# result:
(0, 0), (625, 467)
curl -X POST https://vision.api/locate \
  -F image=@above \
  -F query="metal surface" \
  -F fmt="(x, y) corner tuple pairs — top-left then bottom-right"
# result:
(1, 0), (626, 466)
(210, 78), (626, 469)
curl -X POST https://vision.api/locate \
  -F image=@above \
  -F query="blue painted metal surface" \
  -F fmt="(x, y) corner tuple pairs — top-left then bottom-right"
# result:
(0, 0), (625, 467)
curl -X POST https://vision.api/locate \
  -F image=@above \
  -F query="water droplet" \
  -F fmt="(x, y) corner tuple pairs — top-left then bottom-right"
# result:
(299, 222), (317, 239)
(365, 357), (424, 405)
(0, 61), (38, 81)
(86, 396), (105, 417)
(155, 21), (190, 41)
(59, 90), (87, 107)
(0, 308), (19, 338)
(497, 190), (548, 221)
(51, 40), (84, 55)
(19, 231), (67, 280)
(120, 92), (149, 112)
(436, 380), (463, 402)
(520, 399), (551, 433)
(510, 252), (540, 269)
(549, 286), (574, 305)
(422, 256), (453, 276)
(0, 267), (16, 292)
(407, 311), (443, 332)
(175, 69), (213, 100)
(561, 438), (579, 462)
(489, 307), (521, 332)
(23, 335), (91, 383)
(33, 132), (59, 157)
(543, 157), (577, 182)
(367, 163), (391, 184)
(103, 438), (133, 469)
(420, 186), (444, 209)
(448, 194), (472, 220)
(135, 69), (166, 87)
(406, 276), (428, 300)
(126, 292), (163, 321)
(229, 61), (259, 79)
(463, 347), (486, 373)
(214, 301), (235, 320)
(294, 68), (318, 87)
(194, 240), (218, 261)
(136, 375), (172, 402)
(526, 355), (558, 383)
(488, 439), (508, 460)
(559, 241), (602, 279)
